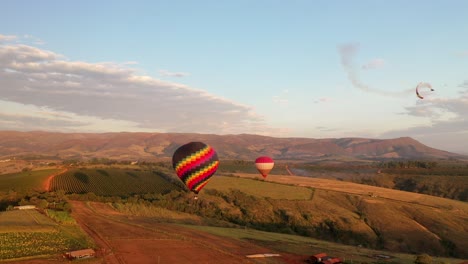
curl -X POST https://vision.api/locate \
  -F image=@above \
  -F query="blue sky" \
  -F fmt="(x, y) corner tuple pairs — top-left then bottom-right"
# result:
(1, 0), (467, 153)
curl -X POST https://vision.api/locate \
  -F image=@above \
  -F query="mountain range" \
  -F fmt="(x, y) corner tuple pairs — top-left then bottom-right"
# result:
(0, 131), (463, 162)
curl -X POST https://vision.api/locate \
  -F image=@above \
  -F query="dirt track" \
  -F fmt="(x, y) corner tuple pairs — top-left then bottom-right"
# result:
(43, 167), (68, 191)
(69, 201), (306, 264)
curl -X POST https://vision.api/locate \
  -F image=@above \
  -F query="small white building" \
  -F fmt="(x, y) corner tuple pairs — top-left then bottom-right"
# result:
(14, 205), (36, 210)
(64, 249), (96, 260)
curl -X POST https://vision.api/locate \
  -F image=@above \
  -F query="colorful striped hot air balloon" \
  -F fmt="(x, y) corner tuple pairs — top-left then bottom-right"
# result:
(255, 156), (274, 178)
(172, 142), (219, 194)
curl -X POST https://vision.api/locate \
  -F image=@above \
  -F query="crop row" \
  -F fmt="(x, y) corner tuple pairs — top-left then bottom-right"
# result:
(50, 168), (182, 196)
(0, 231), (77, 260)
(0, 169), (59, 192)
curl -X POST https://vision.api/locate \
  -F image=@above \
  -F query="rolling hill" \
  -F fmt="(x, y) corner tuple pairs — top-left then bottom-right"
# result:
(0, 131), (463, 161)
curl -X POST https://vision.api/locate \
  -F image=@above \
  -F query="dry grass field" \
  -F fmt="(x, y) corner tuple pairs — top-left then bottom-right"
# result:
(232, 173), (468, 258)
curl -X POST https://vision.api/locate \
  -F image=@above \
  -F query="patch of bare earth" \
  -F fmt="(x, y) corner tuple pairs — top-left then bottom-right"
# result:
(69, 201), (307, 264)
(43, 168), (68, 191)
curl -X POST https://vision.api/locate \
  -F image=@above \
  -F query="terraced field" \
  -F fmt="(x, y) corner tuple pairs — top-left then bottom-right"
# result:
(50, 168), (182, 196)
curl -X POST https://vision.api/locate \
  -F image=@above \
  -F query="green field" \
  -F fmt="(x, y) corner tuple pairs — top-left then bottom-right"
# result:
(50, 168), (182, 196)
(0, 210), (56, 232)
(0, 169), (58, 192)
(0, 210), (93, 260)
(218, 160), (289, 175)
(206, 176), (314, 200)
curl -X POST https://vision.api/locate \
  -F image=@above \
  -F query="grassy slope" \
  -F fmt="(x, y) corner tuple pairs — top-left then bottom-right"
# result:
(0, 169), (59, 192)
(229, 173), (468, 258)
(206, 176), (314, 200)
(182, 225), (463, 264)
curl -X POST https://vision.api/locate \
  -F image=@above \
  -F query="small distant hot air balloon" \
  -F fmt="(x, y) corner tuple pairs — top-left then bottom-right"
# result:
(416, 82), (434, 99)
(255, 156), (274, 178)
(172, 142), (219, 194)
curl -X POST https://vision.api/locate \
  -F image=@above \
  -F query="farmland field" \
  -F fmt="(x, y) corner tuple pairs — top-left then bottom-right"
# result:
(70, 201), (468, 264)
(0, 210), (93, 261)
(0, 169), (59, 192)
(206, 176), (314, 200)
(218, 160), (289, 175)
(182, 225), (464, 264)
(0, 210), (56, 232)
(50, 168), (182, 196)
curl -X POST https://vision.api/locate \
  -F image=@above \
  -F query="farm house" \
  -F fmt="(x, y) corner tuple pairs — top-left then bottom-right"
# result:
(64, 249), (96, 260)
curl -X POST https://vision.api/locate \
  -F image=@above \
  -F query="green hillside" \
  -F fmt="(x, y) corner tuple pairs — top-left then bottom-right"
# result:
(0, 169), (58, 192)
(207, 176), (314, 200)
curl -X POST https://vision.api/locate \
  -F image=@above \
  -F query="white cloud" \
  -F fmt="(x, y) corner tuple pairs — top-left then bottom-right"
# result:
(0, 34), (17, 42)
(159, 69), (190, 78)
(0, 42), (271, 134)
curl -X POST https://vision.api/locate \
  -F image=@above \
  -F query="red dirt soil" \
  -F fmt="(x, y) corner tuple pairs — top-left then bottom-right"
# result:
(67, 201), (307, 264)
(43, 168), (68, 191)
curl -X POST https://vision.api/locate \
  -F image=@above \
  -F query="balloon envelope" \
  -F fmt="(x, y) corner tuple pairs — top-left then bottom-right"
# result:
(416, 82), (434, 99)
(255, 156), (274, 178)
(172, 142), (219, 194)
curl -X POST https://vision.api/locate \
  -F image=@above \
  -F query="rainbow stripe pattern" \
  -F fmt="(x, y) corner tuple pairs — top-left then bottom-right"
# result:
(172, 142), (219, 194)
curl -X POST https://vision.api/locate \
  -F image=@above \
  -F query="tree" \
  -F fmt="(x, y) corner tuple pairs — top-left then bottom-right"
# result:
(414, 254), (432, 264)
(38, 199), (49, 209)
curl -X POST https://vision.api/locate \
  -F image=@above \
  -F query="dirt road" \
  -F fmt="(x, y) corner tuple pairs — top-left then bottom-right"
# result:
(43, 167), (68, 191)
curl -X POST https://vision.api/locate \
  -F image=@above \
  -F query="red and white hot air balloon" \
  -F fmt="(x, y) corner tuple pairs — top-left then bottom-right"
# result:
(255, 156), (274, 178)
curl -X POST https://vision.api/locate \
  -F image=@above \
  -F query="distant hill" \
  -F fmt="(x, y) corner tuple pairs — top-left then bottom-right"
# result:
(0, 131), (463, 161)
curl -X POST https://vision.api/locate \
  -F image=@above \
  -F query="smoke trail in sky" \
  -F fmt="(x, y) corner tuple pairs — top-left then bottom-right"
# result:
(338, 43), (413, 97)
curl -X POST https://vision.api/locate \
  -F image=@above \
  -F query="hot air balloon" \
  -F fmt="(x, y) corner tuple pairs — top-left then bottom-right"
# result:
(416, 82), (434, 99)
(172, 142), (219, 194)
(255, 156), (274, 178)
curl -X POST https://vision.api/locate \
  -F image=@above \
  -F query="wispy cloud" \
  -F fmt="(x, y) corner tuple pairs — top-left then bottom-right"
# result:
(0, 111), (88, 131)
(159, 69), (190, 78)
(338, 43), (412, 97)
(456, 50), (468, 57)
(0, 41), (271, 134)
(314, 97), (331, 104)
(381, 81), (468, 153)
(316, 126), (336, 132)
(0, 34), (17, 42)
(23, 34), (45, 45)
(272, 89), (289, 106)
(361, 58), (385, 70)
